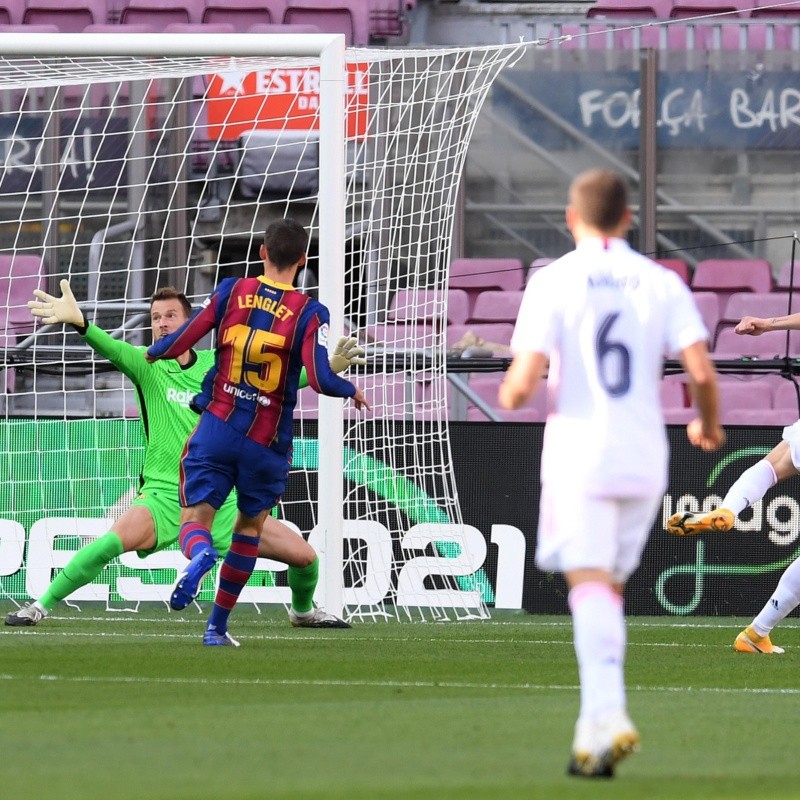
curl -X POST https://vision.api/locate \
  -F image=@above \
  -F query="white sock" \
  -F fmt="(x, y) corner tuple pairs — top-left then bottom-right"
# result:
(568, 581), (626, 721)
(721, 459), (777, 516)
(751, 557), (800, 636)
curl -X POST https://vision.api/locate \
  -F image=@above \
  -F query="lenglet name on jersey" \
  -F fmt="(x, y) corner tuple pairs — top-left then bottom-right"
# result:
(237, 294), (295, 320)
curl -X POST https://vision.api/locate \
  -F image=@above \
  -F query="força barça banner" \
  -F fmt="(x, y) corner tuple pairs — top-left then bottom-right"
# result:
(497, 70), (800, 150)
(1, 418), (797, 616)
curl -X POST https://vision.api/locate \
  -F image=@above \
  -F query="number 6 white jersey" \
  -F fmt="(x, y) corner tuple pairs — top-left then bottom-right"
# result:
(511, 237), (708, 497)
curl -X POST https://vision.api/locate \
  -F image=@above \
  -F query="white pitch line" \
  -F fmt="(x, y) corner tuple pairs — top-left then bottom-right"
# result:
(0, 672), (796, 695)
(0, 629), (766, 649)
(7, 612), (793, 632)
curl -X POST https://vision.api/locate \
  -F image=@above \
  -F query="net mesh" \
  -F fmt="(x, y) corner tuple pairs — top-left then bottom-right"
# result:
(0, 40), (525, 620)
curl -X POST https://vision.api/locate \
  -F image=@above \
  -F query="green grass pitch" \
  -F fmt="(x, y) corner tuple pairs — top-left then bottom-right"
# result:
(1, 607), (798, 800)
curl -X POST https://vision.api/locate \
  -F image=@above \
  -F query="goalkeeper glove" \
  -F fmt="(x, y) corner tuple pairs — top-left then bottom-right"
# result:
(329, 335), (366, 374)
(28, 279), (87, 330)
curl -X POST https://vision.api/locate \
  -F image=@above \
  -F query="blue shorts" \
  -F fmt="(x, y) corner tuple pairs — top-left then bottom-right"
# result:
(179, 411), (291, 518)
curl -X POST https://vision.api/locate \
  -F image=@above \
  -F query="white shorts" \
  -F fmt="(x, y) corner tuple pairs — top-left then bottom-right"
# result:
(782, 420), (800, 470)
(535, 483), (662, 583)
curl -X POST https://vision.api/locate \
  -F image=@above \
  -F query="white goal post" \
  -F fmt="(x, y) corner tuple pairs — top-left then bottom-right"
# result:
(0, 33), (525, 622)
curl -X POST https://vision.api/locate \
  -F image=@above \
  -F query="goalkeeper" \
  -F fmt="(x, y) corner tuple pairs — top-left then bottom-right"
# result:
(5, 281), (364, 628)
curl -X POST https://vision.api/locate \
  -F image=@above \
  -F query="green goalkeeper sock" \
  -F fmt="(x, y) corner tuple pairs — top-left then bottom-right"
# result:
(287, 557), (319, 614)
(38, 531), (124, 611)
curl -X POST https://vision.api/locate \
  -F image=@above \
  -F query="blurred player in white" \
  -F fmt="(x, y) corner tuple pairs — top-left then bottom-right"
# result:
(499, 169), (725, 779)
(667, 308), (800, 655)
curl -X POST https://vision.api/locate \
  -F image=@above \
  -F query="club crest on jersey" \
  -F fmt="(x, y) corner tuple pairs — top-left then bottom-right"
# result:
(318, 323), (329, 347)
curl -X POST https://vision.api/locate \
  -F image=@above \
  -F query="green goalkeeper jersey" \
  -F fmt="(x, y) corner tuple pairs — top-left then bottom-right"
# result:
(83, 323), (219, 491)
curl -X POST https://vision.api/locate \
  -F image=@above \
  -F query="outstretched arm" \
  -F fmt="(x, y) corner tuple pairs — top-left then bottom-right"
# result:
(736, 312), (800, 335)
(28, 279), (147, 382)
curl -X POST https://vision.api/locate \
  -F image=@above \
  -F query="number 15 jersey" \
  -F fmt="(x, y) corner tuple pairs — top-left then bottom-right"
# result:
(147, 275), (355, 454)
(511, 237), (707, 497)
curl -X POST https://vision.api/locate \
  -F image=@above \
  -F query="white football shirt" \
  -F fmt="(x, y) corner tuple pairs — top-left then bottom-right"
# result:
(511, 237), (707, 497)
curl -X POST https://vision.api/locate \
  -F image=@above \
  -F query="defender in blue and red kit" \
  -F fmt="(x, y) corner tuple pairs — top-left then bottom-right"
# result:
(147, 218), (368, 646)
(148, 273), (355, 454)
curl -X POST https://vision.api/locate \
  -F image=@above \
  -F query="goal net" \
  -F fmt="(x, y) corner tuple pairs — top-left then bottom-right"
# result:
(0, 34), (524, 622)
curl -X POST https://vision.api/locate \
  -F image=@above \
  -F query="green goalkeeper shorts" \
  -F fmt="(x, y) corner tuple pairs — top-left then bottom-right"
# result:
(130, 484), (238, 558)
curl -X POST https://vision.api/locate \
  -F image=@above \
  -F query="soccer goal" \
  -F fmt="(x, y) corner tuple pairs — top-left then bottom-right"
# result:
(0, 33), (524, 622)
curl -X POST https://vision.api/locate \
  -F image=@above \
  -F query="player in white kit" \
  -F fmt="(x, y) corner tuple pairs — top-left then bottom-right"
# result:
(499, 169), (725, 779)
(667, 309), (800, 655)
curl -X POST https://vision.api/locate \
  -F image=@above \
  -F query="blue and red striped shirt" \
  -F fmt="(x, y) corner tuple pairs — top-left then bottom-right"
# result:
(147, 275), (355, 453)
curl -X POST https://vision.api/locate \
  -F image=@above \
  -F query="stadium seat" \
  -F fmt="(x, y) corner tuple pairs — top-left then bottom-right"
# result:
(449, 257), (524, 318)
(660, 375), (686, 408)
(464, 375), (548, 422)
(470, 290), (524, 324)
(662, 407), (697, 424)
(0, 1), (24, 24)
(164, 22), (233, 32)
(387, 289), (446, 325)
(387, 288), (469, 327)
(120, 0), (203, 27)
(669, 0), (749, 18)
(691, 291), (720, 344)
(722, 408), (794, 425)
(655, 258), (690, 285)
(751, 0), (800, 16)
(713, 326), (798, 358)
(586, 0), (670, 17)
(369, 323), (435, 352)
(283, 0), (370, 47)
(23, 0), (108, 31)
(775, 260), (800, 292)
(773, 380), (800, 412)
(247, 22), (321, 32)
(369, 0), (415, 39)
(202, 0), (286, 28)
(716, 379), (773, 417)
(84, 21), (151, 31)
(0, 22), (58, 31)
(0, 254), (45, 394)
(691, 258), (773, 307)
